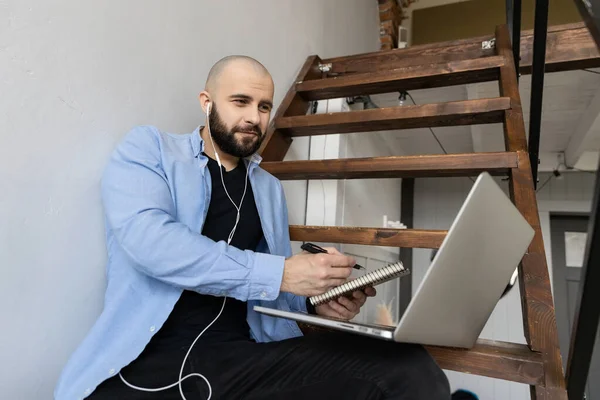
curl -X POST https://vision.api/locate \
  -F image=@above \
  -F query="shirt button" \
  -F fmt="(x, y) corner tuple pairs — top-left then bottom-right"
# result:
(84, 388), (91, 395)
(260, 291), (267, 298)
(109, 368), (115, 375)
(149, 325), (156, 332)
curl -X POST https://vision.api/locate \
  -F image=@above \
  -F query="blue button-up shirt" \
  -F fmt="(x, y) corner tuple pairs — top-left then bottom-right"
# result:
(54, 126), (306, 399)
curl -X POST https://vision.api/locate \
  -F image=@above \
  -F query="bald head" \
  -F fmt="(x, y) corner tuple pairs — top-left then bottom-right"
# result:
(198, 55), (274, 162)
(205, 55), (272, 94)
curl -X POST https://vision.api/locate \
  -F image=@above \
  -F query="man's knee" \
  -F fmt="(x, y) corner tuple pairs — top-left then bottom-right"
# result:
(383, 344), (451, 399)
(407, 345), (450, 399)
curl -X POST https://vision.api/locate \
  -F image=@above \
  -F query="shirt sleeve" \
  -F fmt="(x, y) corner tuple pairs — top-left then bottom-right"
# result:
(275, 180), (309, 313)
(101, 126), (284, 301)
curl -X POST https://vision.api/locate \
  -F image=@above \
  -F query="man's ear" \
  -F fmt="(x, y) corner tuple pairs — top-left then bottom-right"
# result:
(198, 91), (212, 115)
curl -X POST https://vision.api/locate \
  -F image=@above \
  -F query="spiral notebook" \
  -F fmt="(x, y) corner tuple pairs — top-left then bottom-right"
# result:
(308, 261), (410, 306)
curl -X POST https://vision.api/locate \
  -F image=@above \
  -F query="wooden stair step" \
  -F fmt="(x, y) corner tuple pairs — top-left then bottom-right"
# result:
(262, 152), (518, 180)
(275, 97), (511, 137)
(319, 23), (599, 76)
(290, 225), (446, 249)
(297, 56), (505, 100)
(426, 339), (544, 386)
(320, 35), (496, 75)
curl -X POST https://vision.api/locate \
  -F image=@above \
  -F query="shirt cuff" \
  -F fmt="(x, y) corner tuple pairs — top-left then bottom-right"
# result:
(249, 252), (284, 301)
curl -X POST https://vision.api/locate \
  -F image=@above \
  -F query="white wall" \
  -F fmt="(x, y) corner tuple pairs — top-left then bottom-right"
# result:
(0, 1), (380, 398)
(292, 96), (404, 322)
(341, 130), (402, 230)
(338, 130), (403, 323)
(413, 172), (596, 399)
(292, 101), (402, 234)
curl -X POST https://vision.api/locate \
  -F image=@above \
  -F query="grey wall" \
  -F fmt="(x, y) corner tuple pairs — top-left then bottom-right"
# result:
(0, 1), (380, 398)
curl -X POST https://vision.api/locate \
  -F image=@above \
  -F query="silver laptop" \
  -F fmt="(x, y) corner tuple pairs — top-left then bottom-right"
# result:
(254, 172), (535, 349)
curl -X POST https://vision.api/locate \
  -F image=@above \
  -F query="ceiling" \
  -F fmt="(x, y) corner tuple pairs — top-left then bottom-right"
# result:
(364, 68), (600, 171)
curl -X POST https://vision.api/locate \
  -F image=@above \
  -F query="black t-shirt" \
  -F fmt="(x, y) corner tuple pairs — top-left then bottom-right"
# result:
(148, 153), (263, 349)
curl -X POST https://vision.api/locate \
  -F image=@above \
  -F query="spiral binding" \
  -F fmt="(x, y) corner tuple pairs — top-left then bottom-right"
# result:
(309, 261), (409, 306)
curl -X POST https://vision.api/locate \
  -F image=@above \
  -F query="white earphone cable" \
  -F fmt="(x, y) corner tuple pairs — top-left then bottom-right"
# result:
(205, 103), (249, 245)
(119, 296), (226, 399)
(119, 102), (249, 400)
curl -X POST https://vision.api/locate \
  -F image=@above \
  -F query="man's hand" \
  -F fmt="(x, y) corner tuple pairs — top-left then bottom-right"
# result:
(315, 287), (377, 320)
(280, 247), (355, 297)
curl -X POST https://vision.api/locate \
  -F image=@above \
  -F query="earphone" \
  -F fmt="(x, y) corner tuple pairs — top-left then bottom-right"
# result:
(119, 100), (249, 400)
(206, 103), (222, 167)
(205, 101), (250, 245)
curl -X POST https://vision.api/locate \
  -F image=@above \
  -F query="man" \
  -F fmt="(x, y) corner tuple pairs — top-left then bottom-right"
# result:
(55, 56), (450, 399)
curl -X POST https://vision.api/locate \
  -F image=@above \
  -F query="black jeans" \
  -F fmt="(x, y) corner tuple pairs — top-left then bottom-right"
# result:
(90, 332), (450, 399)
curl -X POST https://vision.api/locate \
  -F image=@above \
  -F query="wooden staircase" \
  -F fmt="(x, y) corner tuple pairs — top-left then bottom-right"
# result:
(258, 25), (567, 399)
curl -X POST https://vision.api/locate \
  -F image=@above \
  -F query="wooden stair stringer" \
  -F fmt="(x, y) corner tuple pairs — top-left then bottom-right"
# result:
(259, 24), (570, 399)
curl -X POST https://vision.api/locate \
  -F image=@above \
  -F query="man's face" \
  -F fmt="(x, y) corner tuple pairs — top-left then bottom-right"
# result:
(208, 65), (274, 158)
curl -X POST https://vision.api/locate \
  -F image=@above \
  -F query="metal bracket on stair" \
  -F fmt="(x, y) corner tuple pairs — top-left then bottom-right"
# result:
(318, 63), (332, 73)
(482, 38), (496, 49)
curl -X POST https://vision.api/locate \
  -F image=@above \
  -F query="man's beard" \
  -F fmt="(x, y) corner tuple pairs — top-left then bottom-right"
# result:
(208, 104), (264, 158)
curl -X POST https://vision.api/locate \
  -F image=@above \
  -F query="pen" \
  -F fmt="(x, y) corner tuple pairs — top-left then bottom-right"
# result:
(300, 242), (366, 271)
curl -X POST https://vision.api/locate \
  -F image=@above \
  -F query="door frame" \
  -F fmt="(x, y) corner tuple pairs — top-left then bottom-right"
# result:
(549, 214), (590, 372)
(537, 200), (591, 296)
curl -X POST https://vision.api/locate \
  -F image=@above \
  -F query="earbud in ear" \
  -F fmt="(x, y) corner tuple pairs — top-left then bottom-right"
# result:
(206, 102), (212, 116)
